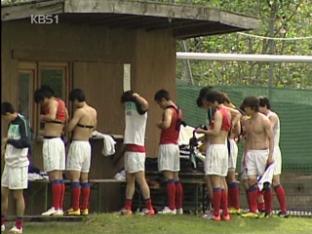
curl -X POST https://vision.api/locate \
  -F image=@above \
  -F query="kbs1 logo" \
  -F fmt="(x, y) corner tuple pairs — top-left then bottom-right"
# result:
(30, 15), (59, 24)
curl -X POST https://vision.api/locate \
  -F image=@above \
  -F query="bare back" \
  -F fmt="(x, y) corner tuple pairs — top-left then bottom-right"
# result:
(71, 105), (97, 141)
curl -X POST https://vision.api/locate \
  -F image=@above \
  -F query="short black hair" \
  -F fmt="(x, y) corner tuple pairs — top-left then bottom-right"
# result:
(154, 89), (170, 102)
(196, 86), (214, 107)
(205, 90), (223, 104)
(69, 89), (86, 102)
(34, 86), (54, 103)
(241, 96), (259, 112)
(259, 96), (271, 110)
(121, 90), (134, 103)
(1, 102), (15, 115)
(34, 89), (45, 103)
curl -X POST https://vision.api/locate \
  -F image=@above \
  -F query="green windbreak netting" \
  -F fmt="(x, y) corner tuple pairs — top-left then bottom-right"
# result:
(176, 83), (312, 172)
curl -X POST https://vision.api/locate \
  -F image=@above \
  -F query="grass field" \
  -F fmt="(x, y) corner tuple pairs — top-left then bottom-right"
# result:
(13, 213), (312, 234)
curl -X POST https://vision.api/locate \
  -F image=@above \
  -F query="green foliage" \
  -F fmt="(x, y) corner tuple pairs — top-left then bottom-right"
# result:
(174, 0), (312, 89)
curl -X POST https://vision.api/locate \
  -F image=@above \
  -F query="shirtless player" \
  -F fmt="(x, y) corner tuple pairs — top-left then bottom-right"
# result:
(240, 96), (274, 218)
(259, 97), (288, 217)
(196, 90), (231, 221)
(34, 86), (68, 216)
(155, 89), (184, 215)
(66, 89), (97, 216)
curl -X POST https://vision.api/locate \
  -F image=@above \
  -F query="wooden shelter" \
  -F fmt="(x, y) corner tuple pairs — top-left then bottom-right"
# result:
(1, 0), (259, 214)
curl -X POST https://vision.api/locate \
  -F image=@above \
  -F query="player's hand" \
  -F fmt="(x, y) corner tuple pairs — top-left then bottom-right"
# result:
(195, 128), (205, 134)
(266, 156), (274, 165)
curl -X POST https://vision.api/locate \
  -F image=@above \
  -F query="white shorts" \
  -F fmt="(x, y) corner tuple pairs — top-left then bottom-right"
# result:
(158, 144), (180, 172)
(273, 146), (282, 175)
(124, 151), (146, 173)
(245, 149), (269, 177)
(228, 139), (238, 170)
(66, 141), (91, 173)
(1, 165), (28, 190)
(43, 137), (65, 172)
(205, 144), (228, 177)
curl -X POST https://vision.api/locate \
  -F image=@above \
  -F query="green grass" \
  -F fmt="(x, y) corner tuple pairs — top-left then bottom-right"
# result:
(19, 214), (312, 234)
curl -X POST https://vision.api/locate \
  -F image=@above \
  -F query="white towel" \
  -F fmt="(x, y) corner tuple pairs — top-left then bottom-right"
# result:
(257, 162), (275, 191)
(91, 131), (116, 156)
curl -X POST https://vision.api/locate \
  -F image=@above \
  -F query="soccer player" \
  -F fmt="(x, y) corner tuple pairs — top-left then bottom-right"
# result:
(66, 89), (97, 216)
(34, 86), (68, 216)
(195, 91), (231, 221)
(222, 94), (241, 214)
(259, 97), (288, 217)
(120, 91), (155, 216)
(155, 89), (183, 215)
(240, 96), (274, 218)
(1, 102), (31, 234)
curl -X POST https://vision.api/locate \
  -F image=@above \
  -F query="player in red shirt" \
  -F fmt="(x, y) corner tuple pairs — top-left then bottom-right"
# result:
(196, 91), (232, 221)
(34, 86), (68, 216)
(154, 89), (183, 215)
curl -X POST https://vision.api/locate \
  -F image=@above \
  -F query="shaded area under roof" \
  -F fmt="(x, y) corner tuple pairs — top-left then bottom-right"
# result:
(1, 0), (260, 39)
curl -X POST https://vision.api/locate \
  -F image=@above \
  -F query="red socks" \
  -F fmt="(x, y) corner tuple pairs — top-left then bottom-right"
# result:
(15, 217), (23, 230)
(124, 199), (132, 210)
(145, 199), (153, 210)
(71, 182), (81, 210)
(247, 185), (259, 213)
(228, 182), (240, 209)
(221, 189), (228, 216)
(212, 188), (222, 216)
(274, 185), (287, 213)
(175, 181), (183, 209)
(52, 180), (62, 209)
(81, 183), (91, 210)
(263, 187), (273, 214)
(166, 181), (176, 210)
(60, 181), (65, 210)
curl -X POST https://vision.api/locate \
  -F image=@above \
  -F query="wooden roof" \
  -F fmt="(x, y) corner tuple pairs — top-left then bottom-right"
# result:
(1, 0), (260, 39)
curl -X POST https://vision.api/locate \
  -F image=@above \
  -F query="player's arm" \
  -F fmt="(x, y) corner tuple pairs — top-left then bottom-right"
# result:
(157, 108), (173, 129)
(133, 93), (149, 112)
(40, 101), (57, 121)
(67, 109), (83, 132)
(196, 111), (222, 136)
(264, 118), (274, 165)
(92, 110), (98, 131)
(268, 114), (278, 130)
(7, 119), (31, 149)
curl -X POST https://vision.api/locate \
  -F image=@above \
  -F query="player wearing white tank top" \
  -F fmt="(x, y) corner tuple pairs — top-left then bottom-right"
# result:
(259, 97), (288, 217)
(120, 91), (155, 216)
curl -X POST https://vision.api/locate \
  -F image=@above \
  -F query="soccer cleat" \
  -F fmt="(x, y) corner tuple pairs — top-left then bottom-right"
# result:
(241, 212), (259, 218)
(278, 211), (289, 218)
(41, 207), (57, 216)
(228, 208), (241, 215)
(158, 207), (176, 215)
(1, 224), (5, 232)
(141, 208), (155, 216)
(53, 209), (64, 216)
(222, 214), (231, 221)
(202, 210), (213, 219)
(8, 226), (23, 234)
(67, 208), (81, 216)
(176, 208), (184, 215)
(209, 214), (221, 221)
(81, 209), (89, 216)
(120, 208), (133, 216)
